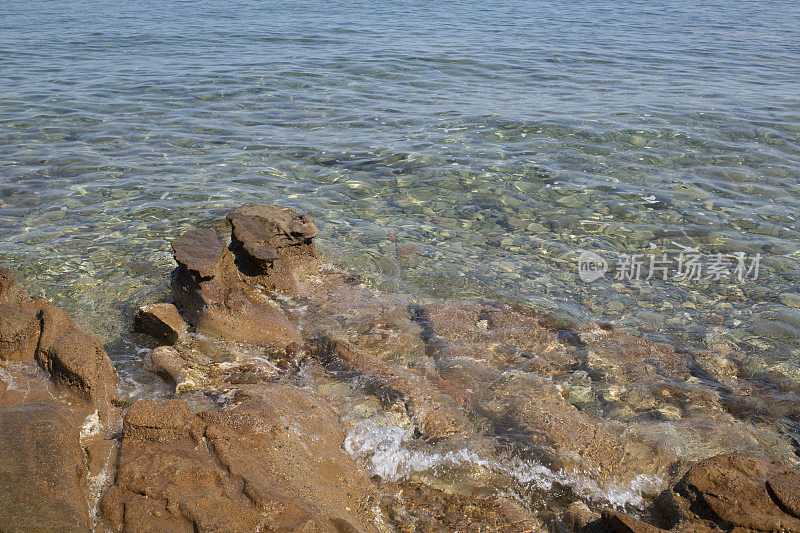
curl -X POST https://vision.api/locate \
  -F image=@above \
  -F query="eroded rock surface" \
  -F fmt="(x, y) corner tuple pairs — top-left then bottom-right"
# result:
(116, 204), (800, 531)
(170, 223), (303, 346)
(0, 269), (120, 531)
(599, 453), (800, 533)
(102, 388), (379, 532)
(668, 453), (800, 531)
(134, 302), (188, 345)
(0, 401), (91, 532)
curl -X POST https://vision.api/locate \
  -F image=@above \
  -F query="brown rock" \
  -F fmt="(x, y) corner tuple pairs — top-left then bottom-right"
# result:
(227, 203), (318, 256)
(170, 226), (302, 347)
(143, 345), (196, 392)
(602, 509), (666, 533)
(134, 302), (188, 344)
(193, 286), (301, 346)
(563, 501), (601, 531)
(0, 303), (39, 361)
(0, 269), (119, 420)
(0, 363), (61, 410)
(671, 453), (800, 532)
(37, 300), (119, 420)
(104, 390), (379, 532)
(768, 473), (800, 518)
(225, 204), (319, 295)
(171, 227), (228, 282)
(0, 401), (90, 532)
(123, 399), (202, 443)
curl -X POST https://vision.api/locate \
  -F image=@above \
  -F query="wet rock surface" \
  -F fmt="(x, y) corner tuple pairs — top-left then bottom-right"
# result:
(129, 204), (800, 532)
(601, 453), (800, 533)
(4, 203), (800, 532)
(0, 269), (120, 530)
(102, 389), (378, 532)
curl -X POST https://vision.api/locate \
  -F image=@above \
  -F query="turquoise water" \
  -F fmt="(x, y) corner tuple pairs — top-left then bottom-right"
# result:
(2, 0), (800, 378)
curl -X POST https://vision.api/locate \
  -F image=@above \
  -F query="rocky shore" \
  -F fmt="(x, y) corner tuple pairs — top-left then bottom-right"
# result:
(2, 204), (800, 532)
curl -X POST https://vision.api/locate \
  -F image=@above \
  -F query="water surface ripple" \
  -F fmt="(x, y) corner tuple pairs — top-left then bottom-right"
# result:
(2, 0), (800, 379)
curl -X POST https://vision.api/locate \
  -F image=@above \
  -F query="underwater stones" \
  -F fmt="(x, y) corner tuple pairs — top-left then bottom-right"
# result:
(556, 193), (591, 209)
(317, 337), (473, 439)
(0, 267), (25, 304)
(420, 302), (575, 373)
(378, 481), (543, 532)
(134, 302), (188, 344)
(484, 374), (670, 488)
(779, 292), (800, 309)
(0, 401), (91, 532)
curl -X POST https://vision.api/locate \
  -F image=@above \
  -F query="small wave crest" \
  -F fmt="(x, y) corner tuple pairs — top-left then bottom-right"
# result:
(344, 419), (663, 509)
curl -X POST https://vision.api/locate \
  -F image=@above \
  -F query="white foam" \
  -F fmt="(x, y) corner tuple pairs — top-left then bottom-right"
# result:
(344, 421), (490, 481)
(344, 419), (664, 509)
(80, 411), (101, 443)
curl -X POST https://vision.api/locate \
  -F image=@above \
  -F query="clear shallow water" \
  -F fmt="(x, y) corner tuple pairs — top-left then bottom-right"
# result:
(2, 0), (800, 379)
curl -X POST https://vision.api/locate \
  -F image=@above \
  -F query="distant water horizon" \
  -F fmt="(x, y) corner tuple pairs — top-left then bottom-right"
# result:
(2, 0), (800, 379)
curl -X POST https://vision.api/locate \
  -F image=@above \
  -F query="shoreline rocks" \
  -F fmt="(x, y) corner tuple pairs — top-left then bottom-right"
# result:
(0, 269), (120, 530)
(4, 203), (800, 532)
